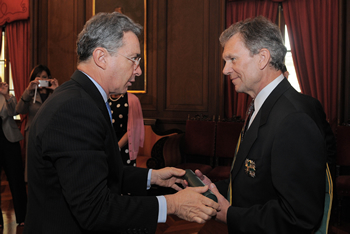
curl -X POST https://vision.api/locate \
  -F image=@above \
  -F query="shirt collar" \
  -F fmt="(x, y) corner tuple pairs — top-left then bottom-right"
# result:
(79, 70), (108, 103)
(254, 74), (284, 114)
(248, 74), (284, 127)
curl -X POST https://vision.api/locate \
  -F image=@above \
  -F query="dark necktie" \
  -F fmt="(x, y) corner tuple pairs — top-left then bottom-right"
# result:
(228, 99), (255, 204)
(241, 99), (255, 141)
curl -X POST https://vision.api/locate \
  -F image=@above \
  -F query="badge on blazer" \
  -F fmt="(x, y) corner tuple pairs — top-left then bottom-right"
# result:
(245, 159), (256, 178)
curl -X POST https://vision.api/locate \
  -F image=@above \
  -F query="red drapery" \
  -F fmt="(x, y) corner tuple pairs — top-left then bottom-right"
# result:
(283, 0), (338, 129)
(225, 0), (279, 119)
(7, 21), (30, 103)
(0, 0), (30, 157)
(7, 20), (30, 157)
(0, 0), (29, 26)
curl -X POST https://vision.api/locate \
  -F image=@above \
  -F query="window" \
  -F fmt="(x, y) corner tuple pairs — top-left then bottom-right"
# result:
(278, 4), (301, 93)
(0, 29), (19, 119)
(283, 25), (301, 92)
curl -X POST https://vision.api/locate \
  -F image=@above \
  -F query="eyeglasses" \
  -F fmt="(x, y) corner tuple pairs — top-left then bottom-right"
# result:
(118, 53), (142, 68)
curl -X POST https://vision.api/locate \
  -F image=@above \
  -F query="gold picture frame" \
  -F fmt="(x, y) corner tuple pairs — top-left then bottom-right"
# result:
(93, 0), (147, 93)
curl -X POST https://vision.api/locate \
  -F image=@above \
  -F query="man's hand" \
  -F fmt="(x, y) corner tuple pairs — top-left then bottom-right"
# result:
(194, 169), (212, 185)
(209, 183), (229, 223)
(165, 186), (220, 223)
(151, 167), (185, 191)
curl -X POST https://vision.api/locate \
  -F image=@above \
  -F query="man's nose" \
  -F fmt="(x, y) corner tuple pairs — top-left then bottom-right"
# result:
(134, 65), (142, 76)
(222, 62), (232, 75)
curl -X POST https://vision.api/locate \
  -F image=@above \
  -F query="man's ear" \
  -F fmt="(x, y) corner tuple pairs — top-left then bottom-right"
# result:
(92, 47), (108, 70)
(258, 48), (270, 70)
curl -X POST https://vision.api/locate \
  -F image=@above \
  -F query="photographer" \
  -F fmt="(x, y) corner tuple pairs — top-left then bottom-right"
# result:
(16, 64), (59, 182)
(0, 77), (27, 228)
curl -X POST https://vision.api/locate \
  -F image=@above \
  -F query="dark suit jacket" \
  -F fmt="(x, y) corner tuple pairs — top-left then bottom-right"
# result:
(216, 78), (330, 234)
(24, 70), (159, 234)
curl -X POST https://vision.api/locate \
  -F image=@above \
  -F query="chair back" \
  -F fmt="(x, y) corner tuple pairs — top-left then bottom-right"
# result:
(215, 121), (244, 158)
(315, 164), (333, 234)
(184, 119), (216, 162)
(336, 125), (350, 166)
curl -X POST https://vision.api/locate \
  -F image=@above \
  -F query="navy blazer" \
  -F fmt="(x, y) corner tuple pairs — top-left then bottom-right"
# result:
(24, 70), (158, 234)
(216, 79), (329, 234)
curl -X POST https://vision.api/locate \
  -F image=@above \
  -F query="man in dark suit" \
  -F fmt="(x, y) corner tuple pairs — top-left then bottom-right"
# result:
(24, 12), (219, 234)
(197, 16), (333, 233)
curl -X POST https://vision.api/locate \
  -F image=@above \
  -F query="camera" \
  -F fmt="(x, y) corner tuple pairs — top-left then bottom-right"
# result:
(38, 80), (51, 88)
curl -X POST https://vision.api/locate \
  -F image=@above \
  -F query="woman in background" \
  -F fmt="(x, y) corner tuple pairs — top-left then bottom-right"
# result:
(16, 65), (59, 181)
(0, 77), (27, 228)
(108, 92), (144, 166)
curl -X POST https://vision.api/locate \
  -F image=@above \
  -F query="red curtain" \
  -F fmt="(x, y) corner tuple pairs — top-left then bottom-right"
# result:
(225, 0), (279, 119)
(0, 0), (29, 26)
(283, 0), (338, 129)
(7, 20), (30, 157)
(0, 1), (30, 158)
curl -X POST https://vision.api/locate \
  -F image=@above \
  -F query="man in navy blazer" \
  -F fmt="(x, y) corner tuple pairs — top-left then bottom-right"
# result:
(199, 16), (333, 233)
(24, 12), (219, 234)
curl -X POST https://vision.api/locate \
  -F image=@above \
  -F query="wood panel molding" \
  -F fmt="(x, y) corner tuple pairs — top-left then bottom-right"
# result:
(166, 0), (209, 111)
(31, 0), (226, 130)
(31, 0), (88, 85)
(142, 0), (225, 127)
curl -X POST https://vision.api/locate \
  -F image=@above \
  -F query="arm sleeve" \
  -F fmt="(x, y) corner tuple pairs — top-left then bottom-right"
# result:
(42, 97), (159, 232)
(16, 89), (33, 114)
(5, 95), (17, 116)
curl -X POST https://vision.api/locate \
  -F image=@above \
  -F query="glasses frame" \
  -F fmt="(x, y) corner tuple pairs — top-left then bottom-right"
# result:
(117, 53), (142, 68)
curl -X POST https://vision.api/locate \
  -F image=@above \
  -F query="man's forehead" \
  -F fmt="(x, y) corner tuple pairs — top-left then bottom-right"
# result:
(223, 35), (244, 56)
(119, 32), (141, 54)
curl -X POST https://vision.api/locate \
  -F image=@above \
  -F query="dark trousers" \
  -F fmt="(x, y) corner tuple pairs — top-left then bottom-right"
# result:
(0, 129), (27, 224)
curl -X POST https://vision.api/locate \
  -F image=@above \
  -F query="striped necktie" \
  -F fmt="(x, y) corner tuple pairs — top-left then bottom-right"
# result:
(241, 100), (255, 141)
(228, 99), (254, 204)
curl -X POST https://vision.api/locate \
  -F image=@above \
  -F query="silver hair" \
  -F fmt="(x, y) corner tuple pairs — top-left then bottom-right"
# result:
(76, 12), (142, 63)
(219, 16), (287, 71)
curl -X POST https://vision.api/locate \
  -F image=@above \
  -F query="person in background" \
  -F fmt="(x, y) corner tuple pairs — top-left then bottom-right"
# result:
(109, 92), (144, 166)
(16, 64), (59, 181)
(24, 12), (219, 234)
(0, 77), (27, 228)
(196, 16), (333, 233)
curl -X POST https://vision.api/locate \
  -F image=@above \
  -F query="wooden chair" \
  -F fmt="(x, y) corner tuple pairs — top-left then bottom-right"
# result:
(146, 115), (216, 175)
(207, 120), (243, 182)
(315, 164), (333, 234)
(175, 117), (216, 175)
(335, 125), (350, 225)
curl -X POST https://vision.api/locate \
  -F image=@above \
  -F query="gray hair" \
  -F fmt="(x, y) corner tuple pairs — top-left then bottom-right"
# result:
(219, 16), (287, 71)
(77, 12), (143, 63)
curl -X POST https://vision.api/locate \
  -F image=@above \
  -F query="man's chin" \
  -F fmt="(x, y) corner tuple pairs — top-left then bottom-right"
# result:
(111, 87), (129, 95)
(234, 85), (243, 93)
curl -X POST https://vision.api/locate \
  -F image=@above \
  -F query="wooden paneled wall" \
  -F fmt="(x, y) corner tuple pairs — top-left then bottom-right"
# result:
(30, 0), (89, 83)
(141, 0), (226, 131)
(30, 0), (225, 131)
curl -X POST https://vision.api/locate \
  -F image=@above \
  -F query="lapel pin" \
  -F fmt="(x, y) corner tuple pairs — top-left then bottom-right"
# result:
(245, 159), (256, 178)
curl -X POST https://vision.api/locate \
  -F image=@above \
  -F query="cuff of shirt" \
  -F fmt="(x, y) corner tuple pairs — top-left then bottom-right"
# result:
(147, 169), (152, 190)
(156, 196), (167, 223)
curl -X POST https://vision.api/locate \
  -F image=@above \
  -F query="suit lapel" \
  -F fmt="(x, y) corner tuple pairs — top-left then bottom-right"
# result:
(230, 78), (292, 180)
(66, 70), (123, 193)
(71, 70), (112, 126)
(230, 112), (260, 179)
